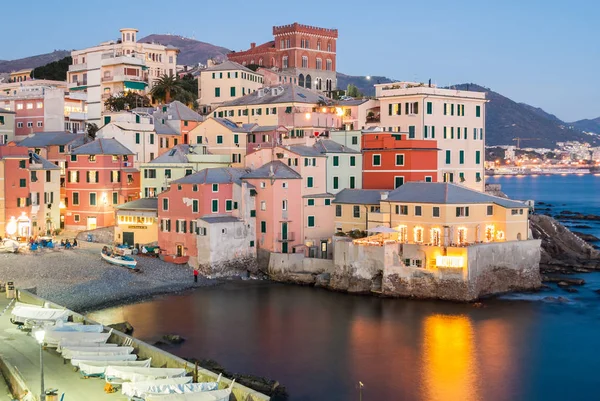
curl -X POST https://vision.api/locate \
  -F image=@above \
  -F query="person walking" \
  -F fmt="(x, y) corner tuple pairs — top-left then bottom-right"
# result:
(193, 268), (199, 283)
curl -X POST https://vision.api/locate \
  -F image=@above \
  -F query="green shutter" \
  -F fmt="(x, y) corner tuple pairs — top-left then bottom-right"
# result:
(325, 199), (331, 206)
(424, 126), (428, 138)
(408, 126), (415, 138)
(230, 87), (236, 97)
(215, 87), (220, 97)
(212, 199), (218, 212)
(104, 116), (111, 125)
(234, 134), (239, 144)
(459, 150), (464, 164)
(443, 127), (447, 139)
(350, 156), (355, 166)
(135, 133), (140, 144)
(476, 105), (481, 117)
(308, 216), (315, 227)
(350, 176), (355, 188)
(307, 199), (315, 206)
(427, 102), (432, 114)
(446, 150), (451, 164)
(476, 151), (481, 164)
(431, 126), (435, 138)
(388, 104), (392, 115)
(333, 156), (339, 166)
(307, 177), (313, 187)
(260, 221), (266, 233)
(333, 177), (339, 189)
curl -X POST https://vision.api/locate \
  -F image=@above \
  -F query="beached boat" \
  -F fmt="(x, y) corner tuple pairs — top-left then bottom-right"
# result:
(159, 254), (190, 265)
(0, 238), (19, 253)
(101, 247), (137, 269)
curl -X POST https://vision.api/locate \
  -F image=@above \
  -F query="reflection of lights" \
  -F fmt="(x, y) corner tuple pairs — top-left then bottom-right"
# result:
(457, 227), (467, 245)
(335, 107), (343, 116)
(413, 226), (424, 243)
(435, 256), (465, 268)
(321, 107), (327, 113)
(59, 201), (66, 209)
(485, 224), (495, 242)
(496, 230), (505, 240)
(34, 329), (45, 344)
(6, 217), (17, 235)
(101, 192), (108, 205)
(304, 113), (311, 120)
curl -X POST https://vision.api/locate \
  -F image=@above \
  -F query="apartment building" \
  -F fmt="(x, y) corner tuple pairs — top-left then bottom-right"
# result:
(376, 82), (487, 191)
(96, 112), (157, 165)
(28, 151), (61, 235)
(136, 101), (204, 145)
(68, 28), (179, 124)
(0, 144), (31, 238)
(0, 108), (15, 144)
(333, 189), (383, 233)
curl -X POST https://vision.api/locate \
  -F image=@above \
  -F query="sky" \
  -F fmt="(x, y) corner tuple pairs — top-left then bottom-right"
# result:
(1, 0), (598, 121)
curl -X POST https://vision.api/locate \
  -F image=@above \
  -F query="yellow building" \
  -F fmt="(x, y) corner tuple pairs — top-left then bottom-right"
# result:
(332, 189), (383, 233)
(114, 198), (158, 246)
(10, 69), (32, 83)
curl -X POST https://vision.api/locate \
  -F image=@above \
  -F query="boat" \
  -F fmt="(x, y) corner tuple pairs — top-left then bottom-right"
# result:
(0, 238), (19, 253)
(10, 302), (71, 326)
(105, 366), (187, 384)
(145, 381), (234, 401)
(101, 247), (138, 269)
(44, 330), (112, 348)
(122, 377), (194, 398)
(159, 253), (190, 265)
(62, 346), (134, 360)
(77, 359), (152, 377)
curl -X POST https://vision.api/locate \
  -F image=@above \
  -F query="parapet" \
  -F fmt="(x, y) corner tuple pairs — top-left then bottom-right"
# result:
(273, 23), (338, 38)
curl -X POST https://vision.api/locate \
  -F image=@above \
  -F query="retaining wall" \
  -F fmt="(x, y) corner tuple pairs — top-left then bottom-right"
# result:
(75, 226), (116, 244)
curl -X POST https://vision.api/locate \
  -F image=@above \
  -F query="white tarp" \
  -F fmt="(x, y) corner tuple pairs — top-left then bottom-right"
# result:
(45, 331), (112, 348)
(62, 346), (134, 360)
(48, 323), (104, 333)
(78, 359), (152, 376)
(121, 377), (193, 398)
(58, 341), (117, 352)
(105, 366), (187, 383)
(145, 385), (233, 401)
(70, 354), (137, 366)
(11, 304), (70, 323)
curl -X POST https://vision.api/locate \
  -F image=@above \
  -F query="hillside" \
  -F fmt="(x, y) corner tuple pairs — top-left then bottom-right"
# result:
(139, 34), (230, 66)
(336, 73), (394, 97)
(453, 84), (599, 148)
(569, 117), (600, 135)
(0, 50), (71, 74)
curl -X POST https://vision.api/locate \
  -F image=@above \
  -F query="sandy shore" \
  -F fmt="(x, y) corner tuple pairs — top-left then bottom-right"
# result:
(0, 242), (217, 312)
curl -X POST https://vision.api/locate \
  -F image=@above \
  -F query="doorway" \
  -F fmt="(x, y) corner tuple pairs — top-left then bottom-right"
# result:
(87, 217), (97, 230)
(123, 232), (134, 247)
(320, 240), (328, 259)
(176, 244), (183, 257)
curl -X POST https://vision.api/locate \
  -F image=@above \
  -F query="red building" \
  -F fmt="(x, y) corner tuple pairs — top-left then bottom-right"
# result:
(228, 23), (338, 92)
(0, 144), (31, 238)
(64, 138), (140, 231)
(362, 131), (439, 190)
(157, 168), (248, 260)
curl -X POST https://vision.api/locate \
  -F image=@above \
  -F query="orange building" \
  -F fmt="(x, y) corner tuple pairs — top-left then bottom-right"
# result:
(362, 130), (439, 190)
(64, 138), (140, 231)
(0, 144), (31, 237)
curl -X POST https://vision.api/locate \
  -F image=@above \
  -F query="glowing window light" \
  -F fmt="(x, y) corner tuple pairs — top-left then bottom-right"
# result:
(496, 230), (505, 240)
(457, 227), (467, 245)
(436, 256), (465, 268)
(431, 228), (441, 246)
(414, 226), (424, 243)
(485, 225), (495, 242)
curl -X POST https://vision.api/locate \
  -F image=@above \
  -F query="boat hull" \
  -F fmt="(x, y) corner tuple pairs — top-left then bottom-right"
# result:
(101, 252), (137, 269)
(159, 254), (190, 265)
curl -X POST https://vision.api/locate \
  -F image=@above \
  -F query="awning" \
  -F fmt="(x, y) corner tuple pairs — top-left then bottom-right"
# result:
(70, 86), (87, 91)
(367, 226), (398, 233)
(124, 81), (147, 90)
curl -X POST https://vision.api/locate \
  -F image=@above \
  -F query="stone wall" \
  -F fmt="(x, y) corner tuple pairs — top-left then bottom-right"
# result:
(268, 253), (334, 285)
(75, 225), (116, 244)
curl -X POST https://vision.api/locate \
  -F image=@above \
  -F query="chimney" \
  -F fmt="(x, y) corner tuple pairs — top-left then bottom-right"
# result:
(428, 79), (431, 87)
(380, 191), (389, 200)
(250, 42), (256, 49)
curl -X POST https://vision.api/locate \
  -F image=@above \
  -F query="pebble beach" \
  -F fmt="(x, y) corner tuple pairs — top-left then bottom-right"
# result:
(0, 242), (216, 312)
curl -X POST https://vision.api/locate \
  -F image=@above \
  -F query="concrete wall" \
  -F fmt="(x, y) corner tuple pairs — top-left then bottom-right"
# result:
(75, 225), (116, 244)
(268, 253), (334, 275)
(16, 289), (270, 401)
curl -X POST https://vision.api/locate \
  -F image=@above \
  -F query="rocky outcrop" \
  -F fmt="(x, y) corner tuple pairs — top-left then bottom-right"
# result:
(198, 256), (258, 277)
(529, 214), (600, 273)
(107, 321), (134, 335)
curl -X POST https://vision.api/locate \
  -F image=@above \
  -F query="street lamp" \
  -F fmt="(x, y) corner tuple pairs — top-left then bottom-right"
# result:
(33, 329), (46, 401)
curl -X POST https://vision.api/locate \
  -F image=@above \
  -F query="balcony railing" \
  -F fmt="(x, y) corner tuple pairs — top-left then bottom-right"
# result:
(277, 232), (295, 242)
(68, 63), (87, 72)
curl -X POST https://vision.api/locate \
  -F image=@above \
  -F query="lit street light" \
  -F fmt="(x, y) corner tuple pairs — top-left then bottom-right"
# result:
(34, 329), (46, 401)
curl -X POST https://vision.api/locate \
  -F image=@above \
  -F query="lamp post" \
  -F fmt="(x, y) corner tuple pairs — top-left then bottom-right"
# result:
(34, 329), (46, 401)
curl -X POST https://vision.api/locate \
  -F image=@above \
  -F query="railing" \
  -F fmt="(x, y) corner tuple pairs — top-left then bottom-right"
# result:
(68, 63), (87, 72)
(277, 232), (295, 242)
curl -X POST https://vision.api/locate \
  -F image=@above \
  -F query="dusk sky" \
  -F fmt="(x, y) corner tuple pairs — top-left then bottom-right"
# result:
(3, 0), (598, 121)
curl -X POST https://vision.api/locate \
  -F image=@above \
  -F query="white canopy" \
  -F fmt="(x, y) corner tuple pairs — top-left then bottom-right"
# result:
(78, 359), (152, 376)
(145, 384), (233, 401)
(44, 330), (112, 348)
(105, 366), (187, 383)
(122, 377), (195, 398)
(71, 354), (137, 366)
(11, 304), (70, 324)
(62, 346), (134, 360)
(48, 324), (104, 333)
(58, 341), (117, 352)
(367, 226), (398, 233)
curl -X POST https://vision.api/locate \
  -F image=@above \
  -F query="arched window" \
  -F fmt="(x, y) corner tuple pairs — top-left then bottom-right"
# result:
(327, 41), (332, 52)
(258, 58), (263, 66)
(326, 59), (332, 71)
(298, 74), (305, 87)
(305, 74), (312, 89)
(316, 58), (322, 70)
(271, 57), (276, 67)
(302, 56), (308, 69)
(126, 33), (131, 41)
(315, 78), (322, 90)
(250, 59), (255, 65)
(317, 40), (321, 50)
(326, 79), (332, 92)
(282, 56), (288, 69)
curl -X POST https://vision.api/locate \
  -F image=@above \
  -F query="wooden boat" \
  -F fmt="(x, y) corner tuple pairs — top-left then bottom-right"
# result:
(0, 238), (19, 253)
(101, 247), (138, 269)
(159, 254), (190, 265)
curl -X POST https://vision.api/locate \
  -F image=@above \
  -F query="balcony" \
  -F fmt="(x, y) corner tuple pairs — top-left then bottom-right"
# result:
(101, 93), (112, 100)
(102, 75), (148, 83)
(68, 112), (87, 121)
(277, 232), (295, 242)
(101, 54), (145, 67)
(68, 80), (88, 90)
(68, 63), (87, 72)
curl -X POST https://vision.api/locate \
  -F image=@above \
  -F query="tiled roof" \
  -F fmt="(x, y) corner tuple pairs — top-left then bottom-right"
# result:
(17, 132), (84, 148)
(155, 101), (204, 122)
(220, 84), (330, 107)
(200, 216), (242, 224)
(171, 167), (249, 185)
(154, 120), (179, 135)
(387, 182), (528, 208)
(204, 60), (255, 74)
(313, 139), (360, 154)
(112, 122), (155, 132)
(71, 138), (134, 155)
(149, 144), (207, 164)
(241, 161), (301, 179)
(0, 107), (15, 114)
(285, 145), (325, 157)
(115, 197), (158, 211)
(333, 189), (383, 205)
(214, 118), (247, 132)
(334, 99), (369, 106)
(302, 193), (334, 198)
(28, 152), (60, 170)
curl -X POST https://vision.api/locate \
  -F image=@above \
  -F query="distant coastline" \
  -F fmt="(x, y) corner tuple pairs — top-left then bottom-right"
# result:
(486, 167), (594, 176)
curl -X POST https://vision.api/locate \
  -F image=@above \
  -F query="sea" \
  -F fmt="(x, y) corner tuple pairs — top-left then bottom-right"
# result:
(89, 175), (600, 401)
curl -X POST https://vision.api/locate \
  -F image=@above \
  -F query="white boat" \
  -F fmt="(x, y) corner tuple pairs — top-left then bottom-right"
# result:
(61, 346), (134, 360)
(11, 303), (70, 326)
(71, 354), (138, 366)
(78, 359), (152, 377)
(48, 323), (104, 333)
(145, 381), (234, 401)
(44, 330), (112, 348)
(105, 366), (187, 384)
(59, 340), (117, 352)
(101, 248), (137, 269)
(0, 238), (19, 253)
(122, 377), (194, 398)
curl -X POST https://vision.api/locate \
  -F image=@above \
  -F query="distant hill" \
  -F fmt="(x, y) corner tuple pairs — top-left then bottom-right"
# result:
(336, 73), (394, 97)
(453, 84), (599, 148)
(569, 117), (600, 135)
(0, 50), (71, 74)
(139, 34), (230, 66)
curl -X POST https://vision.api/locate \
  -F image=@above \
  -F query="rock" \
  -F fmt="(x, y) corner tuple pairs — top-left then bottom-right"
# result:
(572, 232), (600, 242)
(557, 281), (570, 288)
(557, 296), (570, 303)
(472, 302), (485, 308)
(593, 289), (600, 295)
(542, 277), (585, 286)
(162, 334), (185, 345)
(153, 340), (168, 346)
(573, 225), (592, 229)
(560, 210), (576, 215)
(108, 321), (134, 335)
(315, 273), (331, 288)
(565, 288), (579, 293)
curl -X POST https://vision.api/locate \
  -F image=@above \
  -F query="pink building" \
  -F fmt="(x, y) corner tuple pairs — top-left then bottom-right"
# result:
(157, 168), (249, 262)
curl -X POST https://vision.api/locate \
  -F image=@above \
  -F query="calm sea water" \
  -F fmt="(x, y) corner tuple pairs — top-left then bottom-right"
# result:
(89, 175), (600, 401)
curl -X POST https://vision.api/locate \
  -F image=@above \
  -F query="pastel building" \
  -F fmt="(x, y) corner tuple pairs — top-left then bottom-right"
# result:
(376, 82), (487, 191)
(9, 69), (33, 83)
(362, 129), (439, 189)
(333, 189), (383, 233)
(335, 99), (381, 131)
(146, 101), (204, 145)
(28, 151), (61, 236)
(114, 198), (158, 247)
(313, 139), (362, 193)
(0, 144), (31, 238)
(140, 144), (231, 197)
(64, 138), (140, 231)
(0, 108), (15, 144)
(97, 114), (157, 166)
(228, 23), (338, 92)
(68, 28), (179, 124)
(198, 60), (264, 112)
(157, 168), (249, 265)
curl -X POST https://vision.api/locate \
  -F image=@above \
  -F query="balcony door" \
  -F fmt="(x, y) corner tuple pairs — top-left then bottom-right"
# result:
(281, 222), (288, 254)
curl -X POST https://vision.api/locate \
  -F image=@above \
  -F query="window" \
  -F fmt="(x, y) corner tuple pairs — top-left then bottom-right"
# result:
(487, 205), (494, 215)
(475, 151), (481, 165)
(282, 56), (288, 69)
(211, 199), (218, 213)
(445, 150), (451, 164)
(307, 199), (315, 206)
(162, 198), (170, 211)
(459, 172), (465, 182)
(212, 184), (219, 192)
(333, 177), (339, 189)
(110, 170), (121, 183)
(216, 135), (223, 144)
(427, 102), (433, 115)
(476, 105), (481, 117)
(19, 178), (26, 187)
(415, 206), (422, 216)
(433, 206), (440, 217)
(456, 207), (470, 217)
(73, 214), (80, 222)
(349, 156), (356, 167)
(45, 170), (51, 182)
(350, 176), (356, 189)
(326, 59), (332, 71)
(307, 216), (315, 227)
(26, 103), (33, 110)
(476, 172), (482, 182)
(72, 192), (79, 205)
(372, 154), (381, 166)
(135, 133), (140, 144)
(394, 176), (404, 188)
(307, 177), (313, 188)
(459, 150), (465, 164)
(316, 58), (322, 70)
(27, 122), (33, 128)
(89, 193), (97, 206)
(511, 209), (519, 215)
(186, 169), (193, 176)
(333, 156), (339, 167)
(37, 121), (43, 128)
(325, 199), (331, 206)
(353, 206), (360, 218)
(408, 126), (415, 139)
(335, 205), (342, 217)
(112, 192), (118, 205)
(17, 122), (23, 128)
(197, 136), (202, 144)
(260, 221), (266, 233)
(302, 56), (308, 68)
(395, 154), (404, 166)
(398, 205), (408, 215)
(193, 200), (199, 213)
(215, 87), (220, 97)
(425, 176), (432, 182)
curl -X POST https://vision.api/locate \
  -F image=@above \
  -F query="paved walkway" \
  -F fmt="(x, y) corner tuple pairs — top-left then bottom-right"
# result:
(0, 296), (128, 400)
(0, 372), (11, 400)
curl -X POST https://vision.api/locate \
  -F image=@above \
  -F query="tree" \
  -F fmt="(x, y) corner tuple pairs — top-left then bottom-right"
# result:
(150, 74), (183, 104)
(346, 84), (362, 98)
(31, 56), (72, 81)
(104, 92), (151, 112)
(86, 123), (99, 140)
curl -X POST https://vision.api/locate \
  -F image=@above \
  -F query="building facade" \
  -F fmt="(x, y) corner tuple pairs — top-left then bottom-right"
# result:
(0, 144), (31, 238)
(333, 189), (383, 233)
(28, 152), (61, 236)
(0, 108), (15, 144)
(114, 198), (158, 247)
